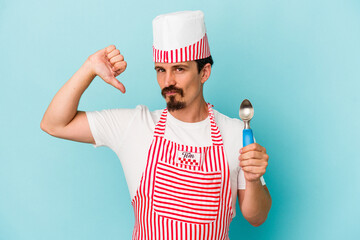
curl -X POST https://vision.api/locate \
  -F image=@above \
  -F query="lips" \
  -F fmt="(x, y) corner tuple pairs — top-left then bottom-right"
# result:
(165, 91), (178, 95)
(161, 86), (184, 98)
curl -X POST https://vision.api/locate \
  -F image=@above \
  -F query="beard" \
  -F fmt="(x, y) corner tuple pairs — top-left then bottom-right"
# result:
(161, 85), (186, 111)
(166, 96), (186, 111)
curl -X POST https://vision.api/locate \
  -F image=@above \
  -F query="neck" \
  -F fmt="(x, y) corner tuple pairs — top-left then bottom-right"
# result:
(168, 98), (208, 123)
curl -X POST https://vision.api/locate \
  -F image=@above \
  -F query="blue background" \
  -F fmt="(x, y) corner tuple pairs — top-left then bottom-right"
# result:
(1, 0), (359, 239)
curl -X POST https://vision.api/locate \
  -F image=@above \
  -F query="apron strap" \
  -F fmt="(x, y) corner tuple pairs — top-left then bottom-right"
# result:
(153, 108), (168, 137)
(207, 103), (224, 146)
(153, 103), (224, 146)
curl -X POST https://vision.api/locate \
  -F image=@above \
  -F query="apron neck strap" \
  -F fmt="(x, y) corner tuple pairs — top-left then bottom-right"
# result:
(153, 103), (224, 146)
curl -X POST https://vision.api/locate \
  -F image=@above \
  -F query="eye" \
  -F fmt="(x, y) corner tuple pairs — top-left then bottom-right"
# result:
(156, 68), (165, 73)
(176, 67), (184, 72)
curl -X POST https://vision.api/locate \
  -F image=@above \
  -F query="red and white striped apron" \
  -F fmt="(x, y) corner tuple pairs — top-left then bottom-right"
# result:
(131, 104), (233, 240)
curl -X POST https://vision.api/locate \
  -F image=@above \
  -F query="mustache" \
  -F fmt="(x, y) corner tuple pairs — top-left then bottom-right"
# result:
(161, 85), (184, 97)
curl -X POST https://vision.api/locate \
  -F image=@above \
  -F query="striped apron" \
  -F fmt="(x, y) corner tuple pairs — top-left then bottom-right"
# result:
(131, 104), (233, 240)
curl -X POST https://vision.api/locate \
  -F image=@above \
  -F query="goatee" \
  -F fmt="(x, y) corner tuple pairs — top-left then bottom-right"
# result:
(161, 86), (185, 111)
(166, 96), (186, 111)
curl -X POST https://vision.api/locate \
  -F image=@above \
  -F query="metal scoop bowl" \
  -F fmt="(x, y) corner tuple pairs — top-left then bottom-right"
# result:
(239, 99), (255, 146)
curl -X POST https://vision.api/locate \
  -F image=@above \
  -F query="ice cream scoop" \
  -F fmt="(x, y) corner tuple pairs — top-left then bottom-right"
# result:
(239, 99), (254, 146)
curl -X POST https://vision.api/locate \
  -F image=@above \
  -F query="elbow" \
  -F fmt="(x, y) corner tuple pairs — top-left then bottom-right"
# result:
(248, 216), (268, 227)
(40, 120), (56, 136)
(40, 120), (46, 131)
(243, 203), (272, 227)
(40, 119), (52, 134)
(250, 222), (262, 227)
(40, 120), (48, 133)
(250, 203), (272, 227)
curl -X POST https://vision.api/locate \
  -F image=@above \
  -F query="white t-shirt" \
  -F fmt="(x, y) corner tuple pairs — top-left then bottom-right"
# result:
(86, 105), (265, 218)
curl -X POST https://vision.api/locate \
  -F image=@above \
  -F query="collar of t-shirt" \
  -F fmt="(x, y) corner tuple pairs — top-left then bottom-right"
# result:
(163, 111), (213, 147)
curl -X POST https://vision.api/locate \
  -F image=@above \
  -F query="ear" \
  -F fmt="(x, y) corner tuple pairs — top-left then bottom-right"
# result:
(200, 63), (212, 84)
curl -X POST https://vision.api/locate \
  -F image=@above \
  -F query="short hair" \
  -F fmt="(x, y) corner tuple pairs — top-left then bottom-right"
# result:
(195, 55), (214, 73)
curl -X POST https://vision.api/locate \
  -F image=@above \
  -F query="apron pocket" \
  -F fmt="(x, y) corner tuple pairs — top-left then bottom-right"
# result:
(153, 160), (222, 224)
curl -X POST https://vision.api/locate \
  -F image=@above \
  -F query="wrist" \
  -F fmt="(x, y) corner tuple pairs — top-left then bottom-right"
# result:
(246, 179), (262, 187)
(83, 58), (97, 79)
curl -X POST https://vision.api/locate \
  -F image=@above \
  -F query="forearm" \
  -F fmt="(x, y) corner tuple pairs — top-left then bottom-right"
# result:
(241, 180), (272, 226)
(41, 60), (95, 131)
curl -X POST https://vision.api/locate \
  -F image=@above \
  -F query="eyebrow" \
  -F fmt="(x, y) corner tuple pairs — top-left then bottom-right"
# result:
(172, 64), (189, 69)
(154, 64), (189, 70)
(154, 66), (164, 70)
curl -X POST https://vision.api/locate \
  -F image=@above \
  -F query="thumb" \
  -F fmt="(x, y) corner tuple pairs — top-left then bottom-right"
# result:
(107, 76), (126, 93)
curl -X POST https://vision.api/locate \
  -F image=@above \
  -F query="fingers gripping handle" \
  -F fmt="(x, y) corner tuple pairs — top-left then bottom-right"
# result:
(243, 129), (254, 147)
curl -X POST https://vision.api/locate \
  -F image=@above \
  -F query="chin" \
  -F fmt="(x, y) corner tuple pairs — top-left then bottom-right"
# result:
(166, 97), (186, 111)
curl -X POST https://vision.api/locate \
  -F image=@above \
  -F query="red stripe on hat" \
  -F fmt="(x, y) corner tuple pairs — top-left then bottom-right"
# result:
(188, 45), (191, 61)
(175, 49), (178, 63)
(206, 34), (210, 56)
(171, 50), (173, 63)
(203, 37), (206, 58)
(180, 48), (183, 62)
(205, 36), (208, 58)
(196, 41), (200, 60)
(184, 46), (187, 62)
(204, 35), (207, 57)
(208, 35), (210, 56)
(192, 44), (195, 61)
(188, 46), (191, 61)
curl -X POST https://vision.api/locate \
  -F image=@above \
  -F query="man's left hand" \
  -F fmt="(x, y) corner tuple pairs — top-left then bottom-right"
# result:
(238, 143), (269, 182)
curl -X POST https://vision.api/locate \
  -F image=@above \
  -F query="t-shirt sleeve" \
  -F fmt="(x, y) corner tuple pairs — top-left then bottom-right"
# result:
(85, 106), (143, 150)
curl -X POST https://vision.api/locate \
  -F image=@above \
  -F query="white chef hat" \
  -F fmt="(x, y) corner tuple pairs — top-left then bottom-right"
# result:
(152, 10), (211, 63)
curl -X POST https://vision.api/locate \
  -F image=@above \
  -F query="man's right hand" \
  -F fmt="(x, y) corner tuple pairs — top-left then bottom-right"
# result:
(87, 45), (127, 93)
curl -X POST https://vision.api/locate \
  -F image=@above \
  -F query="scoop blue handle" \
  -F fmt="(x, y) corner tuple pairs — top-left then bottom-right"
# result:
(243, 129), (254, 147)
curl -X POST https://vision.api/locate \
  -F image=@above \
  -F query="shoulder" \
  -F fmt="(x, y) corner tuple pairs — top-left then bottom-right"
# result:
(86, 105), (162, 124)
(213, 109), (244, 133)
(86, 105), (145, 116)
(120, 105), (164, 127)
(137, 105), (163, 123)
(212, 109), (244, 151)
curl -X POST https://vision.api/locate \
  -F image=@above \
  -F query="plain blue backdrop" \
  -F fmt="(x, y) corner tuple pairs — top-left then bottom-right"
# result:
(1, 0), (359, 239)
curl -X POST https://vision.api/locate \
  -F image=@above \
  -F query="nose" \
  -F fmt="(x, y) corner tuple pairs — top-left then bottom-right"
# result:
(164, 71), (176, 87)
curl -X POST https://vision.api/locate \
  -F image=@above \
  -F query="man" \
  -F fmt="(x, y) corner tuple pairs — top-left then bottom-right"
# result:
(41, 11), (271, 239)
